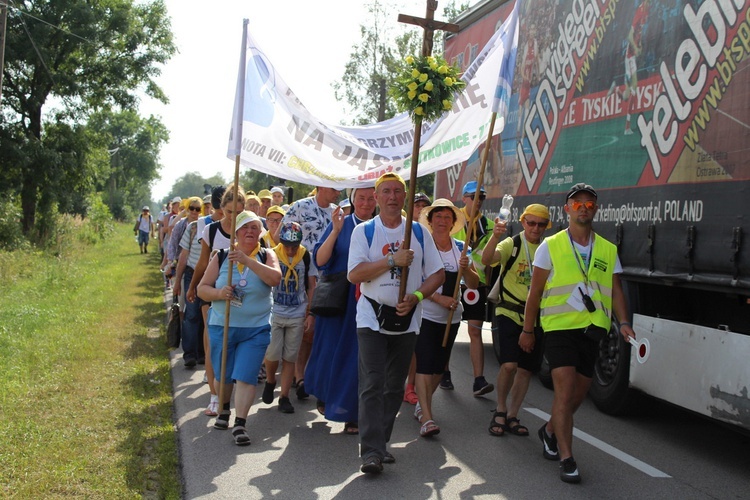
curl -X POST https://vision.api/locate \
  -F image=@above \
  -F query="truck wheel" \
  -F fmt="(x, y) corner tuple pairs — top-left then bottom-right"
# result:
(589, 325), (636, 415)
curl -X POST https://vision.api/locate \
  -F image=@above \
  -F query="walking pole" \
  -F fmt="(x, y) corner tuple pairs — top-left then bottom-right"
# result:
(442, 113), (496, 346)
(219, 19), (249, 412)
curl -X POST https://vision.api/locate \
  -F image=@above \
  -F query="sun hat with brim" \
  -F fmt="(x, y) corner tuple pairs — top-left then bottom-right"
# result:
(566, 182), (597, 200)
(520, 204), (552, 229)
(419, 198), (466, 236)
(234, 211), (263, 233)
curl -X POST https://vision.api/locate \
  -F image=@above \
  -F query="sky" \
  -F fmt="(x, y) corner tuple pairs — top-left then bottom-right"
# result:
(141, 0), (461, 201)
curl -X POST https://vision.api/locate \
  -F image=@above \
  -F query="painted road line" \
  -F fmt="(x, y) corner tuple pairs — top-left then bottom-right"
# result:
(524, 407), (671, 478)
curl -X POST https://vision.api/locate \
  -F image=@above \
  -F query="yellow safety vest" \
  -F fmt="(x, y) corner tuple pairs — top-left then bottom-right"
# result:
(540, 230), (617, 333)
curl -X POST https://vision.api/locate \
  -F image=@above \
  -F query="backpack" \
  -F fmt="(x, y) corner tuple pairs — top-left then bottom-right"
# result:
(487, 234), (525, 312)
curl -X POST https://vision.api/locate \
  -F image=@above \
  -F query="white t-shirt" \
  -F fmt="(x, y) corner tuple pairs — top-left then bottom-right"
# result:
(421, 243), (464, 324)
(348, 217), (443, 334)
(179, 221), (202, 269)
(200, 220), (231, 252)
(137, 214), (152, 233)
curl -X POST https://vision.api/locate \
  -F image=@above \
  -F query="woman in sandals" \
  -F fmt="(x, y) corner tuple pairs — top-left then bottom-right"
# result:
(413, 199), (479, 437)
(198, 211), (281, 446)
(481, 204), (550, 437)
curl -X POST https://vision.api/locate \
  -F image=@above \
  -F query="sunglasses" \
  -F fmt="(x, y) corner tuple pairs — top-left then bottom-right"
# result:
(188, 206), (202, 212)
(570, 200), (596, 211)
(525, 220), (548, 228)
(465, 193), (486, 201)
(266, 217), (283, 223)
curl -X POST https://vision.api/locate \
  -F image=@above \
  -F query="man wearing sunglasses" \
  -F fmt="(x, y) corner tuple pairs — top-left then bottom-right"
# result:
(482, 204), (551, 439)
(445, 181), (496, 397)
(520, 183), (636, 484)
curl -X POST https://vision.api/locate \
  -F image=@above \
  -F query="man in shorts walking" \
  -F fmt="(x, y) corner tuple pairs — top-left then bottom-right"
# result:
(521, 183), (635, 483)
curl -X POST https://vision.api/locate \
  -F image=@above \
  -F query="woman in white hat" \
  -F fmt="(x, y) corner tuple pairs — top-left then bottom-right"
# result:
(413, 199), (480, 437)
(198, 211), (282, 445)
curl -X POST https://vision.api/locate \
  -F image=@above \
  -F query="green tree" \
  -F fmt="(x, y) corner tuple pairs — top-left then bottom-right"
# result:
(88, 110), (169, 219)
(0, 0), (175, 233)
(166, 172), (227, 205)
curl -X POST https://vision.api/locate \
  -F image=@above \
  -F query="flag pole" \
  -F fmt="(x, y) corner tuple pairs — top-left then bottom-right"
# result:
(442, 2), (518, 346)
(219, 19), (249, 412)
(443, 113), (496, 346)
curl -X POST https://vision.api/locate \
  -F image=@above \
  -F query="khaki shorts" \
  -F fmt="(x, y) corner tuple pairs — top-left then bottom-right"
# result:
(266, 315), (305, 362)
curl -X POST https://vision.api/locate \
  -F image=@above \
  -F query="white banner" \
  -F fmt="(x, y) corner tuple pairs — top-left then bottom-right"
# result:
(227, 13), (519, 188)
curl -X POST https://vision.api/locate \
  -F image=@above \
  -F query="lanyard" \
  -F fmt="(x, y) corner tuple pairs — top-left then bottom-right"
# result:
(567, 229), (593, 285)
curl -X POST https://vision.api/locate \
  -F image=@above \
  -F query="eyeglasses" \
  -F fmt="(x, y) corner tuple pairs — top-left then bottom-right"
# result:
(266, 217), (282, 223)
(570, 200), (596, 211)
(188, 206), (202, 212)
(524, 220), (548, 228)
(465, 193), (486, 201)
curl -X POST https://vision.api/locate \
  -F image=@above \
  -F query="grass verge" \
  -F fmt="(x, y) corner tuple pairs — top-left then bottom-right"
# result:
(0, 224), (180, 498)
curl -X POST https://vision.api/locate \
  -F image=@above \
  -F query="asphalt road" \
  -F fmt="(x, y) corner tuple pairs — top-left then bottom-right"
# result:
(167, 304), (750, 499)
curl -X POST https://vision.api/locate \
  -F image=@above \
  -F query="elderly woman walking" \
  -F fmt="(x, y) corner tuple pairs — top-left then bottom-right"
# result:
(198, 211), (281, 445)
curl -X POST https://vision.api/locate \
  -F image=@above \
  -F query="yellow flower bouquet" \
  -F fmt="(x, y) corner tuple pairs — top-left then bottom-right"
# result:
(390, 54), (466, 123)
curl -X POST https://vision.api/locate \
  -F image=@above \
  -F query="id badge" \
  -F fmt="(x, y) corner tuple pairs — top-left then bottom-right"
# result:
(230, 288), (245, 308)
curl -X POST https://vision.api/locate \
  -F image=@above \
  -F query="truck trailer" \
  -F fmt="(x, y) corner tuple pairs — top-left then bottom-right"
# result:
(438, 0), (750, 431)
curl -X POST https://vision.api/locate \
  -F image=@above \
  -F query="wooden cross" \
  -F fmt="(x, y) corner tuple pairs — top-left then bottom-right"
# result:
(396, 1), (459, 301)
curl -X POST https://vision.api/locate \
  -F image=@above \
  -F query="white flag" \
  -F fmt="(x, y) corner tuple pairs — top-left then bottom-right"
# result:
(227, 17), (518, 188)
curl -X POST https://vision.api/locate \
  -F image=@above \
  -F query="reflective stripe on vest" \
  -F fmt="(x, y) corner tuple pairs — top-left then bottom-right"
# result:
(540, 230), (617, 332)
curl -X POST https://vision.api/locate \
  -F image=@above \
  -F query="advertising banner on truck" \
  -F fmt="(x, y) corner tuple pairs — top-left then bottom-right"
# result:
(439, 0), (750, 289)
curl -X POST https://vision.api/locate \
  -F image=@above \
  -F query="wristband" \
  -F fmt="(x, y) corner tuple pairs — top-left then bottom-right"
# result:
(619, 322), (632, 328)
(387, 254), (395, 268)
(413, 291), (424, 302)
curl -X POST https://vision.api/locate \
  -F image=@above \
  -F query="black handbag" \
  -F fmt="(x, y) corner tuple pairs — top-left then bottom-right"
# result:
(166, 302), (181, 349)
(310, 271), (349, 317)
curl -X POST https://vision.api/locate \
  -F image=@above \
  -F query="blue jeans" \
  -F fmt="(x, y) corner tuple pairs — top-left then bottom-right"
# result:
(357, 328), (416, 461)
(181, 267), (202, 361)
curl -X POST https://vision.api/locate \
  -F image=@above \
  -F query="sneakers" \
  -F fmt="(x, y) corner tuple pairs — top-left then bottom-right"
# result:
(538, 423), (559, 460)
(360, 456), (383, 474)
(262, 381), (276, 404)
(296, 380), (309, 400)
(559, 457), (581, 483)
(472, 377), (494, 397)
(278, 396), (294, 413)
(439, 370), (454, 390)
(403, 384), (418, 405)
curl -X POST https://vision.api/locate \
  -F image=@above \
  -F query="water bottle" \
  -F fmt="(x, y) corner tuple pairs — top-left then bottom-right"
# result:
(498, 194), (514, 221)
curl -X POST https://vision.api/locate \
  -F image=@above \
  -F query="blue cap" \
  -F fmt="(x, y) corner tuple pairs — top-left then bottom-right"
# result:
(462, 181), (486, 196)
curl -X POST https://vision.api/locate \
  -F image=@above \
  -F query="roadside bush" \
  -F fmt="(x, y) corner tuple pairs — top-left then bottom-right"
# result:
(79, 194), (115, 245)
(0, 198), (29, 251)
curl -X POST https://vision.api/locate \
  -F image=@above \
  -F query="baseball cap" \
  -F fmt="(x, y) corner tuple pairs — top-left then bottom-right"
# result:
(270, 186), (284, 195)
(142, 205), (150, 211)
(279, 221), (303, 246)
(171, 196), (182, 204)
(202, 195), (211, 204)
(462, 181), (486, 196)
(258, 189), (272, 200)
(414, 193), (431, 204)
(266, 205), (286, 218)
(566, 183), (598, 200)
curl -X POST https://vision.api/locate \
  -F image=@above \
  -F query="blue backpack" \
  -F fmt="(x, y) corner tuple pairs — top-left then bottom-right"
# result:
(363, 218), (425, 251)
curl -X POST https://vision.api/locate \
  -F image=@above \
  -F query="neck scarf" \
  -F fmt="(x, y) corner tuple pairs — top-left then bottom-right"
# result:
(275, 244), (306, 289)
(237, 242), (261, 273)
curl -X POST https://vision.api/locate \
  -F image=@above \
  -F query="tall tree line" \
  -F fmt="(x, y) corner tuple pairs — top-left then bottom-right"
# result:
(0, 0), (175, 237)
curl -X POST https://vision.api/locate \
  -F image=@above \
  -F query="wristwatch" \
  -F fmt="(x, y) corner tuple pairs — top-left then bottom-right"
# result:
(387, 254), (396, 268)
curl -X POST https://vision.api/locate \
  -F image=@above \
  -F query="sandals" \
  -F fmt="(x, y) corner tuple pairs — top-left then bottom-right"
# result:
(420, 419), (440, 437)
(414, 402), (423, 423)
(316, 399), (326, 415)
(214, 412), (231, 430)
(507, 417), (529, 436)
(204, 396), (219, 416)
(344, 422), (359, 435)
(489, 410), (508, 437)
(232, 425), (251, 446)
